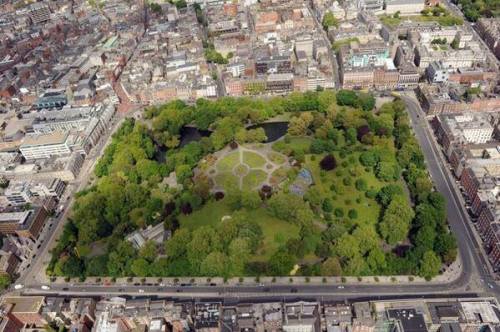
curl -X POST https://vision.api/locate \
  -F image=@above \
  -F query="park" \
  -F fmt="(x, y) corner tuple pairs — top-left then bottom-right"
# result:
(47, 91), (456, 280)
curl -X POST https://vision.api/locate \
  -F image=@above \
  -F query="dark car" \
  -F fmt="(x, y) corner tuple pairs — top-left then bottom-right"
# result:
(291, 288), (298, 293)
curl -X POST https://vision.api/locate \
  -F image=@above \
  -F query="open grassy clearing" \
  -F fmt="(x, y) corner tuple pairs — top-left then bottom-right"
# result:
(216, 151), (240, 172)
(242, 169), (267, 191)
(179, 199), (301, 260)
(243, 151), (266, 168)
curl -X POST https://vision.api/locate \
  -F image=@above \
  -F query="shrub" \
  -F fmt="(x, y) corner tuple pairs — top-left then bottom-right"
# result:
(229, 141), (238, 149)
(391, 277), (397, 282)
(374, 276), (379, 282)
(289, 277), (293, 283)
(305, 277), (310, 283)
(409, 276), (414, 282)
(357, 277), (362, 281)
(334, 208), (344, 217)
(214, 192), (225, 200)
(365, 189), (377, 199)
(320, 154), (337, 171)
(322, 277), (327, 283)
(272, 277), (276, 283)
(355, 179), (367, 191)
(239, 277), (244, 283)
(310, 155), (316, 161)
(341, 277), (346, 283)
(255, 276), (260, 283)
(322, 198), (334, 213)
(343, 177), (352, 186)
(348, 209), (358, 219)
(180, 203), (192, 215)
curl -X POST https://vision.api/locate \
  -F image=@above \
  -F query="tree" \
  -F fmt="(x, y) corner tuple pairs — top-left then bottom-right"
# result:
(288, 113), (313, 136)
(377, 184), (404, 207)
(322, 198), (334, 213)
(336, 90), (358, 107)
(418, 250), (441, 279)
(166, 228), (191, 260)
(352, 225), (379, 255)
(355, 179), (367, 191)
(357, 93), (375, 111)
(187, 226), (221, 272)
(0, 275), (10, 290)
(321, 11), (339, 30)
(334, 234), (360, 259)
(139, 241), (158, 262)
(321, 257), (342, 276)
(359, 150), (380, 167)
(241, 191), (262, 209)
(320, 154), (337, 171)
(376, 162), (400, 181)
(107, 241), (136, 277)
(131, 258), (150, 276)
(268, 249), (295, 275)
(201, 252), (228, 277)
(229, 238), (250, 275)
(379, 195), (414, 245)
(344, 253), (367, 275)
(348, 209), (358, 219)
(434, 232), (457, 264)
(366, 247), (386, 272)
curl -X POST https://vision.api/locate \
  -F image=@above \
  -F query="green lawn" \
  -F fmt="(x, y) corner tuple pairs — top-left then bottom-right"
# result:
(267, 152), (286, 164)
(179, 199), (300, 260)
(306, 150), (406, 227)
(216, 152), (240, 172)
(179, 200), (232, 229)
(242, 169), (267, 191)
(215, 172), (239, 189)
(243, 151), (266, 168)
(379, 14), (463, 28)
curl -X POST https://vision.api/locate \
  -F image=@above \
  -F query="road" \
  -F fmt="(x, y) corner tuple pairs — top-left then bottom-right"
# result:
(400, 94), (498, 294)
(16, 95), (499, 299)
(309, 4), (340, 88)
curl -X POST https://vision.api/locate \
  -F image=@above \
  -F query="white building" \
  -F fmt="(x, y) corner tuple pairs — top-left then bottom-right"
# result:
(385, 0), (425, 15)
(20, 132), (72, 160)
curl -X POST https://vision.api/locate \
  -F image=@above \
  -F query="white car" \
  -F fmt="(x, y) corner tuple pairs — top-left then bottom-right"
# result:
(337, 285), (345, 289)
(14, 284), (24, 290)
(138, 289), (144, 293)
(41, 285), (50, 290)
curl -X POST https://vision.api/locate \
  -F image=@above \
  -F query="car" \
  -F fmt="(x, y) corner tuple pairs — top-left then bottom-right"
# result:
(488, 284), (494, 289)
(133, 283), (140, 286)
(138, 289), (144, 293)
(14, 284), (24, 290)
(41, 285), (50, 290)
(337, 285), (345, 289)
(290, 288), (298, 293)
(119, 288), (125, 292)
(209, 283), (216, 286)
(176, 289), (183, 293)
(62, 287), (69, 291)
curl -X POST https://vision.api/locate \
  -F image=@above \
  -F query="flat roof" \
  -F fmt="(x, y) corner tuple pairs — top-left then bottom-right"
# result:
(21, 131), (69, 147)
(2, 296), (44, 313)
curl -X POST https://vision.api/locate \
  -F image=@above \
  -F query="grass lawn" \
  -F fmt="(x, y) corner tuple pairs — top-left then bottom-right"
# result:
(179, 199), (300, 260)
(179, 200), (232, 229)
(289, 137), (312, 151)
(242, 169), (267, 190)
(305, 150), (406, 227)
(216, 151), (240, 172)
(379, 14), (463, 28)
(215, 172), (239, 189)
(267, 152), (286, 165)
(243, 151), (266, 168)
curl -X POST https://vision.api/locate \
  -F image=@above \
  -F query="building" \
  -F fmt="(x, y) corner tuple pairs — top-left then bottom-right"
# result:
(34, 90), (67, 110)
(27, 3), (51, 24)
(0, 207), (49, 240)
(283, 302), (320, 332)
(426, 61), (449, 83)
(0, 296), (46, 327)
(476, 18), (500, 60)
(19, 131), (72, 160)
(387, 308), (428, 332)
(126, 223), (170, 249)
(0, 252), (20, 278)
(385, 0), (425, 15)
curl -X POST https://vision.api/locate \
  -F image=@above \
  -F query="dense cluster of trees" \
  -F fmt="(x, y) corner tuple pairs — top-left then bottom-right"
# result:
(454, 0), (499, 21)
(49, 91), (455, 279)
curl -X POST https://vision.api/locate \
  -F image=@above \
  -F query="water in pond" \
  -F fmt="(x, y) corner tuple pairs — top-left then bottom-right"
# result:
(179, 126), (212, 147)
(247, 121), (289, 143)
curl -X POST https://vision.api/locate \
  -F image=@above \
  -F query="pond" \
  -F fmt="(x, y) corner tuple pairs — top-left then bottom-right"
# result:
(247, 121), (289, 143)
(179, 126), (212, 147)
